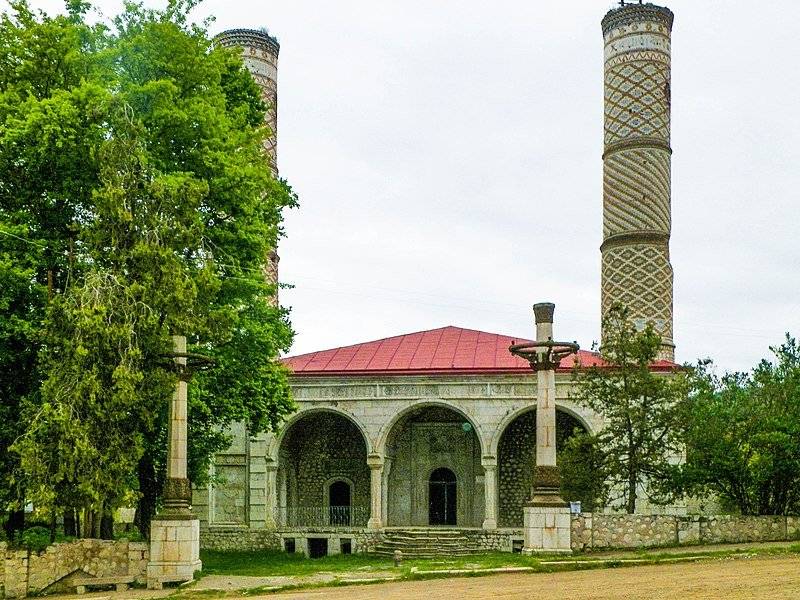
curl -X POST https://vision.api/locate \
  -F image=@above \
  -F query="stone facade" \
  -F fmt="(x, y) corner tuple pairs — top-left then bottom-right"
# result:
(194, 374), (612, 536)
(1, 539), (148, 599)
(570, 514), (800, 552)
(601, 3), (675, 361)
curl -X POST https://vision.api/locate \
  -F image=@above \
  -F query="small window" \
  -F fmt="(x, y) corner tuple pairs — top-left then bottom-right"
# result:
(512, 539), (524, 554)
(340, 538), (352, 555)
(284, 538), (296, 553)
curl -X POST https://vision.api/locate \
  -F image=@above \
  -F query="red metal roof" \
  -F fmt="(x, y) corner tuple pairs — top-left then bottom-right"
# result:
(282, 326), (678, 377)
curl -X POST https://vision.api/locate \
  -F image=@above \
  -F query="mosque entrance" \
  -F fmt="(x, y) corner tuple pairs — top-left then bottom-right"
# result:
(428, 468), (457, 526)
(328, 480), (352, 525)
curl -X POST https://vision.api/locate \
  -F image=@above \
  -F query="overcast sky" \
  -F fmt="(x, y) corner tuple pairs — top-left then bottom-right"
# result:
(7, 1), (800, 373)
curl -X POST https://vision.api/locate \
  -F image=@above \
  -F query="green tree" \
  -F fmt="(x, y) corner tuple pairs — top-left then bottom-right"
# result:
(673, 338), (800, 515)
(571, 304), (688, 513)
(1, 0), (296, 538)
(559, 432), (610, 512)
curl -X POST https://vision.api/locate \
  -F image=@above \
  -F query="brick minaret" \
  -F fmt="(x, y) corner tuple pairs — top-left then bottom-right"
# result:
(601, 3), (675, 361)
(216, 29), (280, 298)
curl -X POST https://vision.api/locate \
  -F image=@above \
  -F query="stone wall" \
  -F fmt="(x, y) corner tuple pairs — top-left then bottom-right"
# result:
(2, 539), (148, 599)
(200, 528), (281, 552)
(571, 514), (800, 551)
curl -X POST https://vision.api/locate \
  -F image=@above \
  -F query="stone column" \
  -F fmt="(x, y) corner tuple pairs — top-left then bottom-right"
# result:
(523, 304), (572, 554)
(147, 335), (202, 589)
(381, 457), (393, 525)
(265, 463), (279, 529)
(367, 454), (384, 530)
(248, 434), (269, 529)
(482, 457), (498, 530)
(167, 335), (188, 483)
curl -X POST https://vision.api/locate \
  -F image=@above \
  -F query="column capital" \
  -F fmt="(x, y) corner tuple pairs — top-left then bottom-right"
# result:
(367, 453), (384, 468)
(481, 456), (498, 469)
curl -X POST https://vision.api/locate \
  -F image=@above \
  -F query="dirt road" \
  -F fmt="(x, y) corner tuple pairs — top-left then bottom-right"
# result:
(272, 555), (800, 600)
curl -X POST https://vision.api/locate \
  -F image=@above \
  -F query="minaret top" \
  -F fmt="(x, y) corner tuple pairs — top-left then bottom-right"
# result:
(216, 28), (280, 56)
(602, 2), (674, 35)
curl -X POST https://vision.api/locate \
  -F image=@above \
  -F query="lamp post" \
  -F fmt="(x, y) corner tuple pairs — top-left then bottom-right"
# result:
(509, 303), (578, 553)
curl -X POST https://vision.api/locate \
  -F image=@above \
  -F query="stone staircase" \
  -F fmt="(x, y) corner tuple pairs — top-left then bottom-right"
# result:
(373, 528), (482, 558)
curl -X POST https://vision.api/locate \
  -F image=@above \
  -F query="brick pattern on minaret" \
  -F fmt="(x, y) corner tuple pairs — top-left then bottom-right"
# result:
(216, 29), (281, 303)
(601, 4), (675, 362)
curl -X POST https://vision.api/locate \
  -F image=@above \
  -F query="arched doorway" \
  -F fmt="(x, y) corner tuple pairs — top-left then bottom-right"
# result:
(428, 468), (457, 526)
(384, 405), (482, 527)
(328, 480), (352, 525)
(497, 408), (588, 527)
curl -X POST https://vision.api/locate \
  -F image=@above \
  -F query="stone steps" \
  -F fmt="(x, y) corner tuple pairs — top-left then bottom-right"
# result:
(373, 528), (483, 557)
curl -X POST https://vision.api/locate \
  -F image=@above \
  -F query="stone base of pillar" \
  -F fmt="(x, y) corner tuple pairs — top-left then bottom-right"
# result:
(367, 517), (383, 530)
(522, 503), (572, 555)
(482, 518), (497, 530)
(147, 516), (201, 589)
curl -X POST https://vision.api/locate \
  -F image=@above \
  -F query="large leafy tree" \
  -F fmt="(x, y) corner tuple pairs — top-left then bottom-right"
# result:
(672, 338), (800, 515)
(570, 304), (689, 513)
(1, 0), (296, 538)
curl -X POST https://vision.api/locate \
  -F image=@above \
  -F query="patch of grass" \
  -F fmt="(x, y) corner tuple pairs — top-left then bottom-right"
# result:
(200, 549), (393, 577)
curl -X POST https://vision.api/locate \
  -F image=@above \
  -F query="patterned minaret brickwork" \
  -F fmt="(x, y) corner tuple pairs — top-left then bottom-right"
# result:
(601, 3), (675, 362)
(217, 28), (280, 301)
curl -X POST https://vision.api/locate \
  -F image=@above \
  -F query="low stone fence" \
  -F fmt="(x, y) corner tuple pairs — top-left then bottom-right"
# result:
(571, 514), (800, 551)
(1, 539), (148, 599)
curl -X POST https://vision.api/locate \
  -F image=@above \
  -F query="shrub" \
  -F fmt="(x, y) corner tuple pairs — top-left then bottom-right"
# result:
(21, 526), (51, 553)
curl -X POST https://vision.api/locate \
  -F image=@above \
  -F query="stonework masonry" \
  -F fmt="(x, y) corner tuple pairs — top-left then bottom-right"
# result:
(570, 514), (800, 552)
(1, 539), (148, 599)
(601, 3), (676, 361)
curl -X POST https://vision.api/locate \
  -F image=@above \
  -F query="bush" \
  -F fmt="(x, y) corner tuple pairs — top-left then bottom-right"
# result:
(20, 526), (51, 553)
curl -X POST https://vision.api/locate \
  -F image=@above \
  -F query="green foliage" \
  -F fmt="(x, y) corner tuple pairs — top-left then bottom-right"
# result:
(0, 0), (296, 533)
(559, 432), (610, 512)
(20, 526), (51, 553)
(671, 336), (800, 515)
(571, 304), (689, 513)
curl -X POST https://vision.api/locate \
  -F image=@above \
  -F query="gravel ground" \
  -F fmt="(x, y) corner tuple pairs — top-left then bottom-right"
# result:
(269, 554), (800, 600)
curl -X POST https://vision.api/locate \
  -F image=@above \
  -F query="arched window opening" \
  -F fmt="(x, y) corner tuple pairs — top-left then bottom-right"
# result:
(328, 480), (352, 526)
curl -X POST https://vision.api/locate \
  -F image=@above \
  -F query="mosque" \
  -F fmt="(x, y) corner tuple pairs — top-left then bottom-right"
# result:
(194, 2), (680, 556)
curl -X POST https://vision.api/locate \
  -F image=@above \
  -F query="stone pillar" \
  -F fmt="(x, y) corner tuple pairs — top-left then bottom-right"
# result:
(367, 454), (384, 530)
(167, 336), (188, 483)
(265, 462), (279, 529)
(601, 2), (676, 361)
(482, 457), (498, 530)
(523, 304), (572, 554)
(381, 457), (393, 525)
(147, 336), (202, 589)
(248, 434), (269, 529)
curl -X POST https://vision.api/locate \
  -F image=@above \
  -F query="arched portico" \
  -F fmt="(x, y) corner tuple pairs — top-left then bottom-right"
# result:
(275, 409), (371, 527)
(268, 406), (373, 462)
(488, 402), (594, 458)
(375, 399), (488, 457)
(496, 406), (588, 527)
(383, 403), (484, 527)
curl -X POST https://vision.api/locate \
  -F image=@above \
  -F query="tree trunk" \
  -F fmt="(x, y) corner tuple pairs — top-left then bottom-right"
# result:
(49, 513), (57, 543)
(4, 509), (24, 542)
(136, 453), (160, 540)
(100, 506), (114, 540)
(627, 469), (637, 514)
(64, 509), (76, 537)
